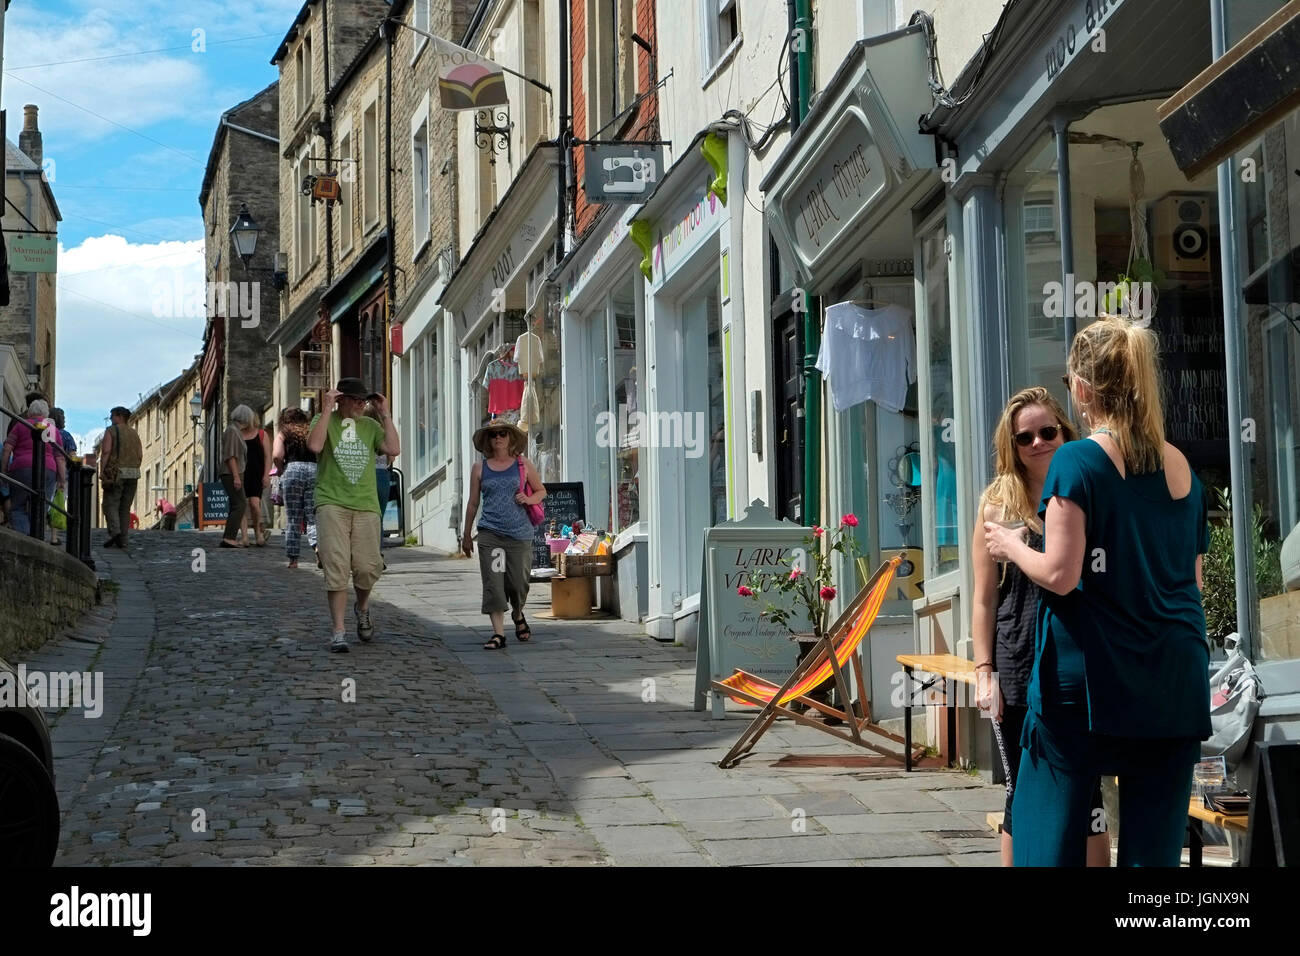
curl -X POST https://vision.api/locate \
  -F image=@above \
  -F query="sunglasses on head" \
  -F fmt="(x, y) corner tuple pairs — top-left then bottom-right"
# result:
(1014, 425), (1062, 447)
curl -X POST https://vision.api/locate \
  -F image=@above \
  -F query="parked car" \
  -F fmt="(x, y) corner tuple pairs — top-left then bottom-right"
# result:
(0, 655), (60, 865)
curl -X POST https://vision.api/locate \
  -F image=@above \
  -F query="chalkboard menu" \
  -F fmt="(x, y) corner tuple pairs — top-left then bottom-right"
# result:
(1153, 292), (1229, 472)
(531, 482), (585, 569)
(695, 501), (812, 717)
(197, 482), (229, 528)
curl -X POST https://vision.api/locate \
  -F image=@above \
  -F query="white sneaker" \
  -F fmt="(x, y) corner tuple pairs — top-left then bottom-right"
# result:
(330, 632), (349, 653)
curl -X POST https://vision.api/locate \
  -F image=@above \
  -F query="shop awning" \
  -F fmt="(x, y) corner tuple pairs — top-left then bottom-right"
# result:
(1158, 0), (1300, 180)
(759, 25), (936, 289)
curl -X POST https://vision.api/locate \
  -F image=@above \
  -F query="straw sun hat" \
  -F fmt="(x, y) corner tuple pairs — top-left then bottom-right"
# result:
(472, 418), (527, 456)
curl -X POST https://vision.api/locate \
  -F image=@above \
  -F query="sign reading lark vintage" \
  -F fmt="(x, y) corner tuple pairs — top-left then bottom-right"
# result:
(776, 110), (887, 278)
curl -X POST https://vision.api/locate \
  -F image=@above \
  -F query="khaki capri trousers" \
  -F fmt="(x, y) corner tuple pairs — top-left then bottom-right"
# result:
(477, 528), (532, 615)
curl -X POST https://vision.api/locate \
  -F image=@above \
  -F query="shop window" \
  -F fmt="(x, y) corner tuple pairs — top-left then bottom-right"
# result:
(1004, 135), (1066, 402)
(920, 226), (958, 577)
(612, 277), (641, 531)
(413, 340), (427, 477)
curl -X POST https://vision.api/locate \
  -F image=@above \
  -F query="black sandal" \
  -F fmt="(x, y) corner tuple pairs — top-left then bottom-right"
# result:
(513, 612), (532, 643)
(483, 633), (507, 650)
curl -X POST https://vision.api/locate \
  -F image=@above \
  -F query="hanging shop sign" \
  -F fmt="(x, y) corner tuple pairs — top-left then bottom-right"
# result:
(760, 27), (934, 288)
(583, 144), (664, 204)
(1158, 0), (1300, 179)
(695, 500), (813, 718)
(6, 233), (57, 273)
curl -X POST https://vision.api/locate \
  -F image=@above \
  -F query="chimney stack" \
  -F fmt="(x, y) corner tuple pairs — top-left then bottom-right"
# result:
(19, 104), (42, 168)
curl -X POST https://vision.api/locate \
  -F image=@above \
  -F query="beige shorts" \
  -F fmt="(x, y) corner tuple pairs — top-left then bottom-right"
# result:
(316, 504), (383, 591)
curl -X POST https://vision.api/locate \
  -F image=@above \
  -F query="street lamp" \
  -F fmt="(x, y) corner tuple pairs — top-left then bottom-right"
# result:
(229, 203), (260, 271)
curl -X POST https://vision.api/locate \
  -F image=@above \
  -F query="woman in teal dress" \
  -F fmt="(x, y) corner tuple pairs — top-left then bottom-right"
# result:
(984, 316), (1211, 866)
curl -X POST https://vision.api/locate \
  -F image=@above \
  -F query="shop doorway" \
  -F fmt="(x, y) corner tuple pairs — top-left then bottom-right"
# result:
(772, 307), (804, 523)
(681, 275), (725, 592)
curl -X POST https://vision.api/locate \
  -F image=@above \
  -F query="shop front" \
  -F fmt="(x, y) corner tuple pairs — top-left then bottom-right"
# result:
(760, 25), (940, 723)
(394, 261), (457, 553)
(555, 206), (647, 618)
(908, 0), (1300, 772)
(630, 133), (744, 643)
(440, 148), (562, 547)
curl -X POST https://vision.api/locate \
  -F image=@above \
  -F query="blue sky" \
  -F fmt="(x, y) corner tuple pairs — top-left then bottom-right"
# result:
(2, 0), (309, 447)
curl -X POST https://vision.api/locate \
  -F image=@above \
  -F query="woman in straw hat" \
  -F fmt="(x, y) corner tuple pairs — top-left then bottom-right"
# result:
(462, 418), (547, 649)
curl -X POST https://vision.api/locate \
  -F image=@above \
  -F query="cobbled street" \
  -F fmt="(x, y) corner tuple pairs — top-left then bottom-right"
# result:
(27, 530), (1005, 866)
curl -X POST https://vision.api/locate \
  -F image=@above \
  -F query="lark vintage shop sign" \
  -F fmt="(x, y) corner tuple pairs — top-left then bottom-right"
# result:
(778, 111), (887, 278)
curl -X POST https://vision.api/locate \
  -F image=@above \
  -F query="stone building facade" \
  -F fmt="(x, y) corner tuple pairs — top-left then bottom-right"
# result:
(198, 82), (282, 476)
(1, 105), (61, 405)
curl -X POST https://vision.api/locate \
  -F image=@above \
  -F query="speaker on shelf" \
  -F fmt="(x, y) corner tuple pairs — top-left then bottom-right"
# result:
(1151, 193), (1212, 281)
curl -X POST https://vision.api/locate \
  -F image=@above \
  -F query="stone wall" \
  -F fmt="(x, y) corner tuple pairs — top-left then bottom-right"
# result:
(0, 528), (99, 660)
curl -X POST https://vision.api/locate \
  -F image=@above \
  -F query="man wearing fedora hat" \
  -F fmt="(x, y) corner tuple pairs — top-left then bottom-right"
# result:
(462, 417), (546, 649)
(308, 378), (400, 653)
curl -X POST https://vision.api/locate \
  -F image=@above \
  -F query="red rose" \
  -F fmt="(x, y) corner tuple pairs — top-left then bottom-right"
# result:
(737, 585), (754, 597)
(841, 513), (859, 527)
(820, 586), (837, 601)
(789, 567), (803, 580)
(812, 526), (824, 537)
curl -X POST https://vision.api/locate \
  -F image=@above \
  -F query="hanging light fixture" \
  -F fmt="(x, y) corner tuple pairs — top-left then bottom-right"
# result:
(229, 203), (261, 270)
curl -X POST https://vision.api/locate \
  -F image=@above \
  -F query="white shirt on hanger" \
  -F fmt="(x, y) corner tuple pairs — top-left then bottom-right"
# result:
(515, 331), (544, 377)
(814, 302), (916, 413)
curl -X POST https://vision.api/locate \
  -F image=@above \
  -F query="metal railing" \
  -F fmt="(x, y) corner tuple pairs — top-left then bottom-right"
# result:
(1, 404), (96, 569)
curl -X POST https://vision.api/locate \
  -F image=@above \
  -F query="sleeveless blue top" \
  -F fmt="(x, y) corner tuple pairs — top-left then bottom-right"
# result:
(1027, 438), (1212, 742)
(477, 455), (534, 541)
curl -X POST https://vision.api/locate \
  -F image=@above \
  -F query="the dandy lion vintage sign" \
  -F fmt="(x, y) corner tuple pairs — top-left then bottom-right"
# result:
(7, 233), (57, 273)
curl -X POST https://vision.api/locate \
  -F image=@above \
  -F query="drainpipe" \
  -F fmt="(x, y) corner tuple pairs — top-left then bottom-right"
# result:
(794, 0), (819, 526)
(1211, 0), (1257, 654)
(557, 0), (571, 261)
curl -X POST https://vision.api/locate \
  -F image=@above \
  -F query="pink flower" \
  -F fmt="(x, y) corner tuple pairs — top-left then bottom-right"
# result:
(736, 585), (754, 597)
(812, 526), (824, 538)
(820, 586), (837, 601)
(789, 567), (803, 581)
(841, 513), (859, 527)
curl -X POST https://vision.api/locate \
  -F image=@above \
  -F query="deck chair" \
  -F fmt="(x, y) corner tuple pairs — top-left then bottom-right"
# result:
(713, 555), (924, 769)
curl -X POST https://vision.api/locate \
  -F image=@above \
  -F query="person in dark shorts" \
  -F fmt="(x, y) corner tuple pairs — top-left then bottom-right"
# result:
(972, 386), (1109, 866)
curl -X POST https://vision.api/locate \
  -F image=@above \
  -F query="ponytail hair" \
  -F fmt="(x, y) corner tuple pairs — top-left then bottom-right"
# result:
(1068, 315), (1165, 474)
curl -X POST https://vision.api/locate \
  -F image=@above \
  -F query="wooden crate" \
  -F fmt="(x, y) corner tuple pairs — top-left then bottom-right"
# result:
(551, 576), (595, 618)
(559, 553), (613, 577)
(1260, 590), (1300, 660)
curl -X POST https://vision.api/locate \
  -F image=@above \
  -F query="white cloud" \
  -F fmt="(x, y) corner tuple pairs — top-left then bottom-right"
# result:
(55, 234), (205, 437)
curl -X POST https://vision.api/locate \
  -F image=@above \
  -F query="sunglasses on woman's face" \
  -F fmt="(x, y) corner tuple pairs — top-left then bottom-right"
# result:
(488, 430), (509, 439)
(1014, 425), (1062, 447)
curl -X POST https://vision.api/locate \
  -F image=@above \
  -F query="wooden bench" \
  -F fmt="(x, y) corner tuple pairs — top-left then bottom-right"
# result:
(896, 653), (979, 772)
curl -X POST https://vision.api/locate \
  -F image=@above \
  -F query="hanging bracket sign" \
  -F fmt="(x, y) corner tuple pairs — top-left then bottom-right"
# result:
(583, 143), (664, 203)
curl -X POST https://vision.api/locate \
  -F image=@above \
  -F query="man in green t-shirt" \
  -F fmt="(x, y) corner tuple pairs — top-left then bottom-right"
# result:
(308, 378), (401, 652)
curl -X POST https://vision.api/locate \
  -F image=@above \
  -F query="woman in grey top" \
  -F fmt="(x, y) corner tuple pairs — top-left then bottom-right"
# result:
(219, 405), (253, 548)
(461, 419), (546, 649)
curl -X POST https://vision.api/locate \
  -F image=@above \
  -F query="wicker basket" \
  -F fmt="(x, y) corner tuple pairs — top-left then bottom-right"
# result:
(558, 553), (613, 577)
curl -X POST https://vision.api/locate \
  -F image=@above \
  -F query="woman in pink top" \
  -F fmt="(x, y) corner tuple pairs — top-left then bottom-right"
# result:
(1, 399), (67, 538)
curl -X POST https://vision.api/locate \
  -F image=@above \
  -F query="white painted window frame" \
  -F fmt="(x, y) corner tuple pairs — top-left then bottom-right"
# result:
(411, 0), (430, 64)
(338, 117), (355, 255)
(362, 82), (382, 234)
(410, 91), (432, 261)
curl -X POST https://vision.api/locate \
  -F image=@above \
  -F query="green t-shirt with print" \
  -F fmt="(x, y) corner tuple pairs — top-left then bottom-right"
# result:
(311, 413), (384, 514)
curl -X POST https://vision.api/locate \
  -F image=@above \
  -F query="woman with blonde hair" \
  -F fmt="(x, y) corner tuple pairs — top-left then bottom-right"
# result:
(972, 387), (1109, 866)
(985, 317), (1211, 866)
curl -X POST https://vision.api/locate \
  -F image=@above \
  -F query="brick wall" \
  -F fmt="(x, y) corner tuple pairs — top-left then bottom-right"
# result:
(0, 528), (99, 660)
(571, 0), (659, 239)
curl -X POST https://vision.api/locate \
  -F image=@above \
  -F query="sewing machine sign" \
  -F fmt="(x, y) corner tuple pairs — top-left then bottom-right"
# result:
(583, 143), (664, 203)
